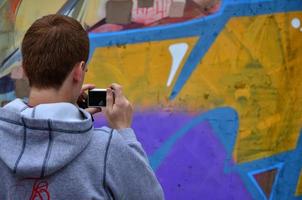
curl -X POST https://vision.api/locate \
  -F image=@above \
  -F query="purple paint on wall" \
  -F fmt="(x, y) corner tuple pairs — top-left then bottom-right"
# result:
(94, 110), (195, 155)
(94, 110), (251, 199)
(132, 111), (196, 155)
(155, 120), (251, 200)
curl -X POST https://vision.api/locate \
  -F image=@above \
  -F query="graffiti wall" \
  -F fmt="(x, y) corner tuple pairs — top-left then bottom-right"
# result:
(1, 0), (302, 199)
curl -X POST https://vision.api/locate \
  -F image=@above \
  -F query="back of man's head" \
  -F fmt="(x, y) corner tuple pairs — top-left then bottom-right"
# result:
(21, 14), (89, 90)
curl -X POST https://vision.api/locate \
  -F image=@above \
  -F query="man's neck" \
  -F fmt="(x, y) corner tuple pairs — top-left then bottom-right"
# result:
(28, 87), (74, 107)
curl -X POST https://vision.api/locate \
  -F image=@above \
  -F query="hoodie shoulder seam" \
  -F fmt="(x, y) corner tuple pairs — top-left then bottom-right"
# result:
(13, 117), (27, 174)
(94, 128), (110, 134)
(0, 116), (93, 134)
(40, 119), (54, 178)
(103, 128), (114, 199)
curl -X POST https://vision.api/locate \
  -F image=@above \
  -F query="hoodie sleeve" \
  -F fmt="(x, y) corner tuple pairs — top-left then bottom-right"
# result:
(105, 128), (165, 200)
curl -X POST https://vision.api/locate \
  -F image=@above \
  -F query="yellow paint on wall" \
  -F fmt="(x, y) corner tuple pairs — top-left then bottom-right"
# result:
(175, 12), (302, 163)
(85, 37), (199, 109)
(257, 114), (281, 130)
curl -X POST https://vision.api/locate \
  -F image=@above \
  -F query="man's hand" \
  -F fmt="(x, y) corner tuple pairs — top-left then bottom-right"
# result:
(105, 83), (133, 130)
(78, 84), (102, 115)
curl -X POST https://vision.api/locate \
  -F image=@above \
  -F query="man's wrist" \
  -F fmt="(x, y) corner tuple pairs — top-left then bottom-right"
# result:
(110, 122), (132, 130)
(115, 128), (137, 142)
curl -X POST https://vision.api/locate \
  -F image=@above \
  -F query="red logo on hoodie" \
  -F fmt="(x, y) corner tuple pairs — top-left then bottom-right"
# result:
(29, 180), (50, 200)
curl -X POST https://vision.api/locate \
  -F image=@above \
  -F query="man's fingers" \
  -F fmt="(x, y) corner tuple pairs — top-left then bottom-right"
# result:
(85, 107), (102, 115)
(110, 83), (122, 96)
(108, 83), (129, 106)
(110, 83), (122, 90)
(80, 92), (87, 100)
(106, 88), (114, 109)
(81, 84), (95, 92)
(110, 83), (127, 105)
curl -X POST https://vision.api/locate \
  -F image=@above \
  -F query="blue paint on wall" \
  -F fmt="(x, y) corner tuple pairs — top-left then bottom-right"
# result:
(234, 132), (302, 200)
(247, 163), (284, 200)
(149, 107), (238, 171)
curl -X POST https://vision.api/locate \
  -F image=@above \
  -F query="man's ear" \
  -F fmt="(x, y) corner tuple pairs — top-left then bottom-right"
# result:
(73, 61), (85, 82)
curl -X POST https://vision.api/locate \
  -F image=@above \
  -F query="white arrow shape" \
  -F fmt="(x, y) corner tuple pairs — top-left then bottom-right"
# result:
(167, 43), (189, 87)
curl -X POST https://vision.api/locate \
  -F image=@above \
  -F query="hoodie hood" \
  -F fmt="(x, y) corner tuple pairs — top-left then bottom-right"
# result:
(0, 99), (93, 178)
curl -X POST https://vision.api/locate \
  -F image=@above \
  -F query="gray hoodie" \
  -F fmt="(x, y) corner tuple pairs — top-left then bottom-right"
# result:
(0, 99), (164, 200)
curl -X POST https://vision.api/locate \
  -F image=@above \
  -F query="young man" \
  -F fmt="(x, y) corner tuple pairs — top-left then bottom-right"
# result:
(0, 14), (164, 199)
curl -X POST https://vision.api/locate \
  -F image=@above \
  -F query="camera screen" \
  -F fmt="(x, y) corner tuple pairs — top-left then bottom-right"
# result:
(88, 89), (107, 107)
